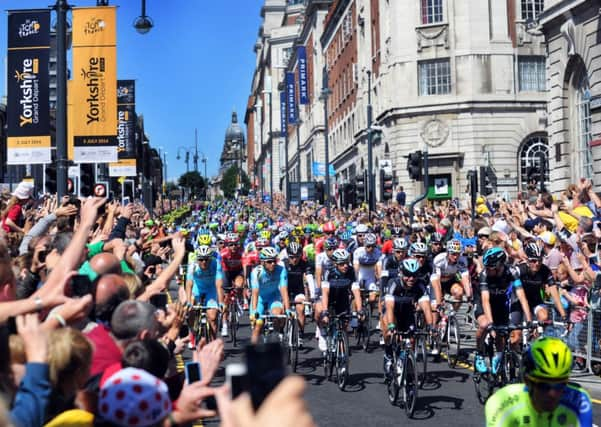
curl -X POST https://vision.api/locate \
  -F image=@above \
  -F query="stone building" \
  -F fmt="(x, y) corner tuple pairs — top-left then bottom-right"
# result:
(539, 0), (601, 192)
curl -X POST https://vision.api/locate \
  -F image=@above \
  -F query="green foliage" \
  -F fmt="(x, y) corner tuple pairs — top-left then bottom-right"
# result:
(220, 165), (250, 199)
(178, 171), (205, 199)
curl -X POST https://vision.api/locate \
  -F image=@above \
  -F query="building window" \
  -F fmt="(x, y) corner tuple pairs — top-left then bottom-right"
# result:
(306, 151), (312, 181)
(287, 0), (304, 5)
(418, 58), (451, 95)
(519, 135), (548, 192)
(282, 47), (292, 66)
(421, 0), (443, 25)
(518, 56), (545, 92)
(576, 76), (593, 180)
(521, 0), (544, 21)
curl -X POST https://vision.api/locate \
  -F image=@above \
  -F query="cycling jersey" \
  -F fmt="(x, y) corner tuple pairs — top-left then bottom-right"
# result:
(475, 264), (522, 325)
(250, 264), (287, 303)
(187, 258), (223, 307)
(385, 278), (427, 331)
(220, 247), (243, 273)
(515, 263), (555, 311)
(322, 265), (358, 315)
(242, 250), (259, 279)
(353, 246), (381, 290)
(284, 258), (311, 298)
(381, 254), (403, 292)
(485, 383), (592, 427)
(315, 251), (334, 280)
(431, 252), (469, 290)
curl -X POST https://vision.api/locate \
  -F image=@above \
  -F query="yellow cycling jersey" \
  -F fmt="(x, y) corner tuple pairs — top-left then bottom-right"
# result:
(485, 383), (592, 426)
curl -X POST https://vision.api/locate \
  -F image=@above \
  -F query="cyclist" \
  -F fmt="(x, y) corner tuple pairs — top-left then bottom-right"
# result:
(382, 258), (433, 376)
(474, 247), (532, 374)
(185, 245), (224, 338)
(220, 232), (245, 337)
(353, 232), (382, 305)
(283, 241), (312, 347)
(315, 237), (338, 294)
(380, 238), (408, 294)
(430, 239), (471, 310)
(428, 232), (445, 260)
(346, 223), (368, 254)
(249, 247), (290, 344)
(314, 248), (363, 352)
(485, 337), (592, 426)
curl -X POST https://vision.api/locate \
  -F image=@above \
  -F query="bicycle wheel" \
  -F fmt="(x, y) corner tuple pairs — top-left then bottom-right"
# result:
(446, 316), (460, 368)
(336, 331), (350, 390)
(503, 351), (520, 385)
(229, 305), (238, 347)
(415, 335), (428, 388)
(291, 320), (300, 372)
(387, 352), (399, 405)
(473, 372), (494, 405)
(363, 302), (372, 352)
(402, 352), (418, 418)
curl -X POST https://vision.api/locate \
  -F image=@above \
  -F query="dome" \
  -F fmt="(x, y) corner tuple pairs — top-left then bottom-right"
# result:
(224, 111), (245, 144)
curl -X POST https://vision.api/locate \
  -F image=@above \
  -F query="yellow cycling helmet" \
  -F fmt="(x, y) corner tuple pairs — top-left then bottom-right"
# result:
(198, 234), (212, 246)
(522, 337), (572, 383)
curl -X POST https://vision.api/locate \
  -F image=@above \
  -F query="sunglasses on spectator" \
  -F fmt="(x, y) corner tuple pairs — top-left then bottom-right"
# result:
(478, 235), (489, 239)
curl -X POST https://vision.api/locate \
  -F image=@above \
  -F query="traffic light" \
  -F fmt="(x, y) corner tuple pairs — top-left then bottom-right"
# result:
(467, 169), (478, 204)
(315, 181), (324, 204)
(342, 183), (356, 208)
(407, 151), (423, 181)
(380, 170), (394, 201)
(45, 164), (57, 194)
(80, 164), (94, 197)
(355, 171), (366, 204)
(479, 166), (496, 196)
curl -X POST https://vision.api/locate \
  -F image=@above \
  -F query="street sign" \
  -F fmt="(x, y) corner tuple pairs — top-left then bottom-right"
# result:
(94, 183), (108, 197)
(496, 177), (518, 187)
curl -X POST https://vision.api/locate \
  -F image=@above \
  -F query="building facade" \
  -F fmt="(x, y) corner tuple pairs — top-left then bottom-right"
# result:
(245, 0), (566, 206)
(540, 0), (601, 192)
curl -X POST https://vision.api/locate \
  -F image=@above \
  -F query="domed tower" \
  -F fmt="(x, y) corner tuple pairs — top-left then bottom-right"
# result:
(219, 111), (246, 175)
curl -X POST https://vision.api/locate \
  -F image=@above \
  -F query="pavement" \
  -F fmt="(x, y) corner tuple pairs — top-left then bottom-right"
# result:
(194, 308), (601, 426)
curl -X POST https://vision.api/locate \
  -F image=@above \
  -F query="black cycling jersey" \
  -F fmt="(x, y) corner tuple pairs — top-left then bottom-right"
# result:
(513, 263), (555, 311)
(386, 278), (427, 331)
(475, 264), (522, 325)
(416, 263), (432, 286)
(381, 254), (403, 292)
(284, 258), (311, 297)
(323, 265), (357, 315)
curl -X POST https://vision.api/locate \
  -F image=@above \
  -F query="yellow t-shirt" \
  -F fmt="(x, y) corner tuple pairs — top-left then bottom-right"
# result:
(558, 205), (593, 233)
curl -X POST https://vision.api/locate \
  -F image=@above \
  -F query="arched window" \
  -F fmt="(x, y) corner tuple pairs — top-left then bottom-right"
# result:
(519, 134), (549, 192)
(574, 72), (593, 180)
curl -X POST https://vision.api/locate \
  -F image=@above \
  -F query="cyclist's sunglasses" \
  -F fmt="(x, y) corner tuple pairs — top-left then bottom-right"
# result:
(366, 245), (376, 249)
(198, 258), (210, 262)
(531, 381), (567, 392)
(264, 259), (276, 264)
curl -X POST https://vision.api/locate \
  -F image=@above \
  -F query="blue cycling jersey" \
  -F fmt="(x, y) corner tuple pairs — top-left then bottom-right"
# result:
(250, 264), (287, 301)
(187, 258), (223, 295)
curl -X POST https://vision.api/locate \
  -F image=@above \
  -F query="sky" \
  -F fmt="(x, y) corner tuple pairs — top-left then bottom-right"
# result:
(0, 0), (264, 181)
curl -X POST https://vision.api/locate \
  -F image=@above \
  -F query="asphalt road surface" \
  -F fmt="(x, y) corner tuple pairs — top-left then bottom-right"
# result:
(204, 312), (601, 426)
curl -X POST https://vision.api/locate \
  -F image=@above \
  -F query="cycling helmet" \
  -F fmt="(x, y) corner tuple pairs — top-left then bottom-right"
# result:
(331, 248), (350, 264)
(225, 232), (239, 244)
(524, 242), (543, 260)
(196, 245), (212, 258)
(198, 234), (212, 246)
(324, 237), (338, 250)
(482, 247), (507, 267)
(260, 230), (271, 240)
(401, 258), (420, 278)
(446, 239), (462, 254)
(355, 224), (368, 234)
(393, 238), (408, 251)
(409, 242), (428, 256)
(392, 226), (403, 236)
(430, 232), (443, 243)
(287, 241), (302, 256)
(255, 237), (270, 249)
(522, 337), (572, 383)
(339, 230), (352, 242)
(322, 221), (335, 233)
(364, 233), (377, 246)
(259, 247), (278, 261)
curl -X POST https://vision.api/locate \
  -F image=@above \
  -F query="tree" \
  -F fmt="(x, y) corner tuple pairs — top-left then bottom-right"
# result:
(178, 171), (205, 199)
(220, 165), (250, 199)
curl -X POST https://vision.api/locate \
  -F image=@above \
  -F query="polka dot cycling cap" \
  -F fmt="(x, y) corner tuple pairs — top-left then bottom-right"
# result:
(98, 367), (171, 427)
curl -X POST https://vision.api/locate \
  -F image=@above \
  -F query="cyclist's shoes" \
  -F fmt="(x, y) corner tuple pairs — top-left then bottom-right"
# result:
(221, 323), (228, 337)
(379, 334), (385, 346)
(350, 316), (359, 329)
(475, 353), (488, 374)
(492, 354), (502, 375)
(318, 335), (327, 352)
(383, 354), (393, 376)
(298, 336), (304, 348)
(376, 322), (381, 331)
(430, 342), (439, 356)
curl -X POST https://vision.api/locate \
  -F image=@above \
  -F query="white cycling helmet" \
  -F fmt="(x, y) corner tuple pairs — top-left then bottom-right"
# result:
(409, 242), (428, 256)
(331, 248), (350, 264)
(196, 245), (212, 258)
(393, 238), (408, 251)
(259, 247), (278, 261)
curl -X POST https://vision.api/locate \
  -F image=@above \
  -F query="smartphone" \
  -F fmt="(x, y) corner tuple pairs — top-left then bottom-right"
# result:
(149, 292), (168, 309)
(178, 324), (189, 339)
(185, 361), (201, 383)
(68, 274), (93, 298)
(226, 363), (249, 400)
(245, 342), (286, 410)
(123, 196), (130, 206)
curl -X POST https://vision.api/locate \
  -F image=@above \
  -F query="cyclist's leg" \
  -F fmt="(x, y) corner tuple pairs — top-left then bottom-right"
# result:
(450, 282), (465, 311)
(251, 298), (266, 344)
(269, 300), (285, 332)
(293, 293), (306, 331)
(204, 292), (220, 336)
(509, 309), (523, 351)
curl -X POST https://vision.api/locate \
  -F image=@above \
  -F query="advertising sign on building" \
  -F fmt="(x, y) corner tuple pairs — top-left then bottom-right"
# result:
(72, 6), (118, 163)
(6, 9), (51, 164)
(286, 72), (297, 124)
(280, 91), (287, 137)
(297, 46), (309, 104)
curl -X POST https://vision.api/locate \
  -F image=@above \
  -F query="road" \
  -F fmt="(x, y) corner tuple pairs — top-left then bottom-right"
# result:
(203, 312), (601, 426)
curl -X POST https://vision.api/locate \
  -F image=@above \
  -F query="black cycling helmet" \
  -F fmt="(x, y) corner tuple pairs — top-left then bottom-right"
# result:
(287, 241), (302, 256)
(524, 242), (543, 260)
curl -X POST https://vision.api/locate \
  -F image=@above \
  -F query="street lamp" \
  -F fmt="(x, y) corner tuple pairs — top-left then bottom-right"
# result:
(54, 0), (69, 200)
(295, 117), (303, 182)
(133, 0), (153, 34)
(254, 98), (264, 198)
(319, 66), (332, 218)
(176, 146), (193, 173)
(366, 70), (375, 219)
(263, 75), (274, 209)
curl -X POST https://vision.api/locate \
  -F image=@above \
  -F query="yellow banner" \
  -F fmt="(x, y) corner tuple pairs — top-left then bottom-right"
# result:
(109, 158), (136, 167)
(67, 80), (74, 160)
(7, 135), (51, 149)
(71, 7), (117, 162)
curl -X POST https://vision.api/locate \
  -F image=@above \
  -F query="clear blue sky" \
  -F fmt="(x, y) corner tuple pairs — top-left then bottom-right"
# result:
(1, 0), (264, 181)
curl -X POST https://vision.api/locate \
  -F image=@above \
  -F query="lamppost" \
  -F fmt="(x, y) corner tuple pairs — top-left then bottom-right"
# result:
(263, 75), (274, 209)
(295, 117), (303, 182)
(319, 66), (332, 218)
(133, 0), (153, 34)
(254, 98), (264, 199)
(176, 146), (194, 173)
(278, 81), (290, 209)
(54, 0), (69, 200)
(366, 70), (375, 217)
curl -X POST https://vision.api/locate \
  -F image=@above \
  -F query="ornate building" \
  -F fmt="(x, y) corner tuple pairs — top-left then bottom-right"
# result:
(220, 111), (246, 175)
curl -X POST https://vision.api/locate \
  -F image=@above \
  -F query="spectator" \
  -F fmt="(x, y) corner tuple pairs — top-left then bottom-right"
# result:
(395, 186), (406, 207)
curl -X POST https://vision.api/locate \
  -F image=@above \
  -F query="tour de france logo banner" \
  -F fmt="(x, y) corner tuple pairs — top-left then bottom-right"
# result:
(109, 79), (137, 177)
(72, 6), (118, 163)
(6, 9), (51, 165)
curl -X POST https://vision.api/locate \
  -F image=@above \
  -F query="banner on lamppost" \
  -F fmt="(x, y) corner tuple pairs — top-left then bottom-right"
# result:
(72, 6), (118, 163)
(297, 46), (309, 104)
(285, 72), (297, 124)
(280, 91), (287, 137)
(110, 79), (137, 177)
(312, 161), (335, 177)
(6, 9), (51, 165)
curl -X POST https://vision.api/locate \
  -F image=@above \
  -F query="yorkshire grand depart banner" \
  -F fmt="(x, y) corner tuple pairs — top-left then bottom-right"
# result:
(6, 9), (51, 165)
(72, 6), (118, 163)
(110, 80), (137, 177)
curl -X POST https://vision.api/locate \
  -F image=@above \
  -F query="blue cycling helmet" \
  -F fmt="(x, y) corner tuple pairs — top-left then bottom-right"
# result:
(483, 247), (507, 267)
(401, 258), (420, 277)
